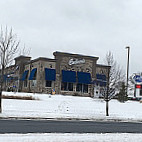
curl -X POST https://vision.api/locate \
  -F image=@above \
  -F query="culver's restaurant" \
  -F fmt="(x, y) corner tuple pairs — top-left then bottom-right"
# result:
(4, 51), (110, 97)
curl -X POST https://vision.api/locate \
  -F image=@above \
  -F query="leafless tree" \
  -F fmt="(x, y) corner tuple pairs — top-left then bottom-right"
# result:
(102, 51), (125, 116)
(104, 51), (125, 93)
(0, 26), (20, 113)
(19, 44), (31, 56)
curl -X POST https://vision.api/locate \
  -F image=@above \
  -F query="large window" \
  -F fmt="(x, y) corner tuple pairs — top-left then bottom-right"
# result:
(45, 80), (52, 87)
(76, 83), (88, 93)
(61, 82), (73, 91)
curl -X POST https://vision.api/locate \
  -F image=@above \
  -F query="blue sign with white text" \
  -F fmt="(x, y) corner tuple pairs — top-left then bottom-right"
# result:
(133, 75), (142, 83)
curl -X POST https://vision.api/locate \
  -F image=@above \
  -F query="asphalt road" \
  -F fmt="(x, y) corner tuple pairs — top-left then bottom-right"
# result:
(0, 119), (142, 133)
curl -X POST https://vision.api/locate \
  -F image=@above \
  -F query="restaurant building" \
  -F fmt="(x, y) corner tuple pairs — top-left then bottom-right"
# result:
(3, 51), (110, 97)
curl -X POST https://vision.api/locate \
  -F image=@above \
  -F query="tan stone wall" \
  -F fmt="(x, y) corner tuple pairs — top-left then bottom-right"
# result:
(21, 60), (56, 94)
(55, 55), (96, 97)
(96, 66), (109, 77)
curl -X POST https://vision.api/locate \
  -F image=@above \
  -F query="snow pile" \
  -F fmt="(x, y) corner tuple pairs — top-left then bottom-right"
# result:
(2, 91), (39, 100)
(0, 91), (142, 121)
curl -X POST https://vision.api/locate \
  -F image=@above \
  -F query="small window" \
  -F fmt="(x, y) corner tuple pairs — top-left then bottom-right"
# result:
(45, 80), (52, 87)
(24, 80), (28, 87)
(61, 82), (67, 91)
(83, 84), (88, 93)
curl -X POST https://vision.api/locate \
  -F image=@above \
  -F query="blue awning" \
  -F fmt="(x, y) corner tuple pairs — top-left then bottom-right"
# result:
(96, 74), (107, 86)
(62, 70), (76, 83)
(77, 72), (91, 84)
(45, 68), (56, 81)
(21, 70), (29, 81)
(29, 68), (37, 80)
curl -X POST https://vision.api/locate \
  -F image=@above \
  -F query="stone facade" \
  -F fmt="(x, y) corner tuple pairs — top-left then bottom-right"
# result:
(3, 51), (110, 97)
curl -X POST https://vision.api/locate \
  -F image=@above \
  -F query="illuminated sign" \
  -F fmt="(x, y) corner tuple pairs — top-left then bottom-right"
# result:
(68, 58), (85, 66)
(136, 85), (141, 89)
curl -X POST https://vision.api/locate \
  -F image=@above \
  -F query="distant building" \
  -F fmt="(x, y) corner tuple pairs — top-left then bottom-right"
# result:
(3, 51), (110, 97)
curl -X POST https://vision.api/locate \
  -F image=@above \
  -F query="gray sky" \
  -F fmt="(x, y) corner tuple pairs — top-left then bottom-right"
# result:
(0, 0), (142, 75)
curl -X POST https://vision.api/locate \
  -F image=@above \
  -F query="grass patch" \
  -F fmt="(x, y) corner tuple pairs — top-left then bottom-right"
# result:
(2, 95), (38, 100)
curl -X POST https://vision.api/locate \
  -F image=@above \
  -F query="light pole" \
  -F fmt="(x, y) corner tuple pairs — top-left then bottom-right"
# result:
(126, 46), (130, 96)
(106, 67), (110, 116)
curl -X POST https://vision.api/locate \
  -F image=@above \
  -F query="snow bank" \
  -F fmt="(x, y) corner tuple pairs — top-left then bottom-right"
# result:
(1, 91), (142, 122)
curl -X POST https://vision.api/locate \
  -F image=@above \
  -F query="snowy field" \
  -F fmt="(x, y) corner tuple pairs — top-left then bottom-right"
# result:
(1, 91), (142, 122)
(0, 133), (142, 142)
(1, 92), (142, 141)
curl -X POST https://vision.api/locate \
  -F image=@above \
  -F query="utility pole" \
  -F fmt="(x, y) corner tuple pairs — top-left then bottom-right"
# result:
(106, 67), (110, 116)
(125, 46), (130, 97)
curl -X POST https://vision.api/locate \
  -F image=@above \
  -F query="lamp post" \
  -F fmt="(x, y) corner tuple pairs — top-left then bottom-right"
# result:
(125, 46), (130, 96)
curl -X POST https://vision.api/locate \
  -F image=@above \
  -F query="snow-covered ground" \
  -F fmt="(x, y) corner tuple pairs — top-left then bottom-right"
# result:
(1, 91), (142, 122)
(0, 133), (142, 142)
(1, 92), (142, 141)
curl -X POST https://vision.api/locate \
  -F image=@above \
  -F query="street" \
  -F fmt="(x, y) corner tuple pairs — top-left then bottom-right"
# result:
(0, 119), (142, 133)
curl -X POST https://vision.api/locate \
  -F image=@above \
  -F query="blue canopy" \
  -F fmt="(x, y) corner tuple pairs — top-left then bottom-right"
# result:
(45, 68), (56, 81)
(77, 72), (91, 84)
(21, 70), (29, 81)
(62, 70), (76, 83)
(29, 68), (37, 80)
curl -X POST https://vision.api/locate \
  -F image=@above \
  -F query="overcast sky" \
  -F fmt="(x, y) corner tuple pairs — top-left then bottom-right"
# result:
(0, 0), (142, 75)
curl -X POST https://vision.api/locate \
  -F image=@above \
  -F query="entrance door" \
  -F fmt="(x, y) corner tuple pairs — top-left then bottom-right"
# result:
(94, 85), (100, 98)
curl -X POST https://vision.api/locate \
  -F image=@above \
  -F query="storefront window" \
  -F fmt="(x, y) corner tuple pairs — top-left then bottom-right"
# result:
(24, 80), (28, 87)
(76, 83), (88, 93)
(76, 83), (82, 92)
(83, 84), (88, 93)
(45, 80), (52, 87)
(61, 82), (73, 91)
(68, 83), (73, 91)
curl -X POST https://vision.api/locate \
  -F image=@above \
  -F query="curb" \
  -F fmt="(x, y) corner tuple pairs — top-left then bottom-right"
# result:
(0, 116), (142, 123)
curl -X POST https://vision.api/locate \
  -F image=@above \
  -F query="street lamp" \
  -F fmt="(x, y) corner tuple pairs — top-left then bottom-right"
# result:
(125, 46), (130, 96)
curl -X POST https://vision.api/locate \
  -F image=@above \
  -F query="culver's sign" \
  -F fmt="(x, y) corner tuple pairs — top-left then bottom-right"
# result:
(132, 74), (142, 84)
(68, 58), (85, 66)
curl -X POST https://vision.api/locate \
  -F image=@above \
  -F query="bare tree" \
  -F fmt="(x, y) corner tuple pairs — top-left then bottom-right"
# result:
(19, 44), (31, 56)
(102, 51), (125, 116)
(0, 26), (20, 113)
(104, 51), (125, 93)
